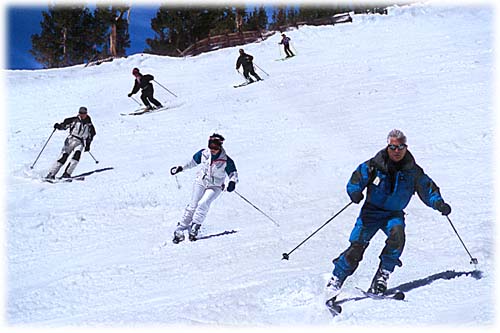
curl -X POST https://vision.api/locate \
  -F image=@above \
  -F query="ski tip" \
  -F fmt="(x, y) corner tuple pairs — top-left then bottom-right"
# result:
(325, 299), (342, 315)
(393, 291), (405, 300)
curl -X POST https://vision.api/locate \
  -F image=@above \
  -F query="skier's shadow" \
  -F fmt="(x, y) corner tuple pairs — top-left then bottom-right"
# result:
(72, 167), (114, 178)
(336, 269), (483, 305)
(196, 230), (238, 240)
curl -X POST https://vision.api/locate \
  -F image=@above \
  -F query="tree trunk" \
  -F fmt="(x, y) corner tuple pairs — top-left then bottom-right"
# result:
(62, 27), (68, 66)
(110, 24), (117, 57)
(109, 9), (126, 58)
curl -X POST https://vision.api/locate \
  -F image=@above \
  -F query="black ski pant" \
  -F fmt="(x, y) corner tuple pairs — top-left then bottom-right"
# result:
(243, 66), (262, 82)
(141, 87), (162, 108)
(284, 44), (294, 57)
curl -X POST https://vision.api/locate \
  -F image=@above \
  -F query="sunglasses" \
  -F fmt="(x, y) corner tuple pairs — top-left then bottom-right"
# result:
(387, 143), (407, 151)
(209, 145), (221, 151)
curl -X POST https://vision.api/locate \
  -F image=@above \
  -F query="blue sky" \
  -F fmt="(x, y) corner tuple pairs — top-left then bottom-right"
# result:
(6, 5), (160, 70)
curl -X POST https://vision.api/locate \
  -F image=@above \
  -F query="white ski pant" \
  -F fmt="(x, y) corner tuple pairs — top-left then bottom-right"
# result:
(48, 136), (84, 177)
(178, 182), (222, 230)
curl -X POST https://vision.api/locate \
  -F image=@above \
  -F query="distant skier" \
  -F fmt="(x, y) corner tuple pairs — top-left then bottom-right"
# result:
(170, 133), (238, 243)
(127, 68), (163, 111)
(236, 49), (263, 83)
(326, 129), (452, 298)
(279, 33), (294, 58)
(45, 107), (96, 179)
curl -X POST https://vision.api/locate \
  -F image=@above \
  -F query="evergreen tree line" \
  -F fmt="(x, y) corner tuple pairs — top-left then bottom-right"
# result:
(31, 4), (390, 68)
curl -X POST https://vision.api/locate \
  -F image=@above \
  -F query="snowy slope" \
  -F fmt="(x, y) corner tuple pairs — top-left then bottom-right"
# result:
(5, 3), (495, 329)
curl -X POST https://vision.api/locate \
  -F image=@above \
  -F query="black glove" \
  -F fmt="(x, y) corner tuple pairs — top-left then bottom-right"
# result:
(85, 139), (91, 152)
(227, 181), (236, 192)
(349, 191), (364, 204)
(170, 166), (183, 175)
(53, 123), (61, 130)
(435, 200), (451, 216)
(128, 93), (132, 97)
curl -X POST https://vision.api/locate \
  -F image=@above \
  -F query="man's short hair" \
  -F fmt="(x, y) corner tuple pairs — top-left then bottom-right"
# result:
(387, 129), (407, 144)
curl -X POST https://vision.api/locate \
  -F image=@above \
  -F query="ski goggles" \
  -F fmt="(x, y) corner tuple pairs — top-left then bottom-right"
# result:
(208, 139), (222, 150)
(387, 143), (407, 151)
(208, 144), (221, 151)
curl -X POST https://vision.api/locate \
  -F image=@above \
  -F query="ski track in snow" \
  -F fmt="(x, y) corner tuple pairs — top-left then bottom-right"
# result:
(5, 3), (495, 330)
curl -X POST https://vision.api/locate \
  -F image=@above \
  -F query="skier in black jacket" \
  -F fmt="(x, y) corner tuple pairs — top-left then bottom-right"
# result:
(45, 106), (96, 179)
(128, 68), (163, 110)
(235, 49), (262, 83)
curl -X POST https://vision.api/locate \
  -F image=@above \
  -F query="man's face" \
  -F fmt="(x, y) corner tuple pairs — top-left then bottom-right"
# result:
(387, 137), (407, 162)
(79, 113), (88, 119)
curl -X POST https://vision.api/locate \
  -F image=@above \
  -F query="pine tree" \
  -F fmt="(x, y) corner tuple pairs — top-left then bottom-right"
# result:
(146, 6), (239, 56)
(270, 6), (287, 31)
(93, 5), (130, 58)
(256, 6), (268, 30)
(30, 5), (94, 68)
(244, 6), (268, 31)
(30, 4), (131, 68)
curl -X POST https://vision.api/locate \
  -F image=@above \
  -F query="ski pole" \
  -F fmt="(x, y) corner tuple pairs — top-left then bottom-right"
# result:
(234, 190), (280, 227)
(290, 42), (298, 55)
(30, 128), (56, 169)
(88, 151), (99, 164)
(130, 96), (142, 106)
(153, 79), (178, 98)
(236, 69), (250, 84)
(253, 63), (270, 77)
(236, 69), (246, 79)
(282, 201), (353, 260)
(445, 215), (478, 265)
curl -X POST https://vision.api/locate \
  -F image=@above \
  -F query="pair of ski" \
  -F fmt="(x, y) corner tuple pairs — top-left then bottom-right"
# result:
(121, 105), (170, 116)
(43, 175), (85, 183)
(233, 79), (263, 88)
(275, 55), (296, 61)
(326, 287), (406, 317)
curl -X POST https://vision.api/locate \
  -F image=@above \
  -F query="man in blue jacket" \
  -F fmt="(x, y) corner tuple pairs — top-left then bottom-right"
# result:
(326, 129), (451, 297)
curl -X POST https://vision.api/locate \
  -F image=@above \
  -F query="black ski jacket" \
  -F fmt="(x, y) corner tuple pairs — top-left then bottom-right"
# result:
(236, 53), (254, 70)
(130, 74), (154, 95)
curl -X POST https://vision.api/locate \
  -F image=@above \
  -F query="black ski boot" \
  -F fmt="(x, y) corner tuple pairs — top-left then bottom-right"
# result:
(368, 267), (390, 295)
(172, 230), (185, 244)
(188, 223), (201, 241)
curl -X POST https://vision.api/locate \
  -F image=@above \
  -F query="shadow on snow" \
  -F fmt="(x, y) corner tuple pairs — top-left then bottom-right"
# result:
(336, 269), (483, 305)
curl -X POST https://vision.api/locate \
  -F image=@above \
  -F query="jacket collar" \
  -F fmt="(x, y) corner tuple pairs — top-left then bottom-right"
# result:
(372, 148), (415, 172)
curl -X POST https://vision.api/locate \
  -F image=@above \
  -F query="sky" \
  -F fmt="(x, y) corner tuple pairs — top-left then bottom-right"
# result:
(6, 4), (160, 70)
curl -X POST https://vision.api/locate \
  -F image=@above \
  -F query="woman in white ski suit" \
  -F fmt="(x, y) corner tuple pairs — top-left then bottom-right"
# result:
(170, 134), (238, 243)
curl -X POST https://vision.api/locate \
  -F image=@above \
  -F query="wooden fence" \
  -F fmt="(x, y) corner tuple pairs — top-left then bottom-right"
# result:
(86, 12), (354, 65)
(180, 12), (353, 57)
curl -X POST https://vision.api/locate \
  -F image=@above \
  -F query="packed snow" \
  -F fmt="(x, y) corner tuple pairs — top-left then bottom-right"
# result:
(5, 3), (495, 331)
